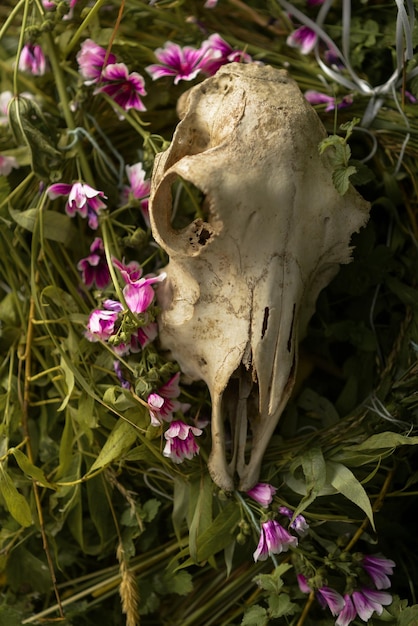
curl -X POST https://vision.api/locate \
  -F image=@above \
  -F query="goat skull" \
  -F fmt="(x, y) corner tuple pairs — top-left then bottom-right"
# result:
(149, 63), (370, 492)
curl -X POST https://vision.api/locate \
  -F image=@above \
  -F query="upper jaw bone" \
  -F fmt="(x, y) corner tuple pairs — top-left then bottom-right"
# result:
(149, 63), (370, 492)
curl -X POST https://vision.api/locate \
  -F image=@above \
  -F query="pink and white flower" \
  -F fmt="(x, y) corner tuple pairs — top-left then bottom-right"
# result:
(278, 506), (309, 536)
(351, 588), (392, 621)
(253, 519), (298, 562)
(86, 303), (121, 342)
(361, 554), (395, 590)
(304, 90), (353, 112)
(77, 39), (117, 85)
(163, 420), (203, 463)
(286, 26), (318, 55)
(18, 43), (47, 76)
(47, 182), (107, 229)
(200, 34), (252, 75)
(147, 372), (190, 426)
(246, 483), (277, 507)
(317, 586), (345, 616)
(146, 41), (209, 84)
(113, 258), (166, 315)
(335, 594), (357, 626)
(121, 162), (151, 225)
(77, 237), (111, 289)
(0, 155), (19, 176)
(113, 322), (158, 356)
(95, 63), (147, 113)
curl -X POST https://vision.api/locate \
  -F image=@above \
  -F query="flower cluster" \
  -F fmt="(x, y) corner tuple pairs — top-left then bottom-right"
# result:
(85, 257), (164, 355)
(77, 39), (147, 113)
(252, 502), (308, 562)
(298, 553), (395, 625)
(146, 34), (252, 84)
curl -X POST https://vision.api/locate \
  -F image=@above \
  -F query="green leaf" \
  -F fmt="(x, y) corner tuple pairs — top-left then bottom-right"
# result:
(11, 448), (55, 489)
(9, 206), (76, 245)
(396, 603), (418, 626)
(155, 570), (193, 596)
(290, 447), (327, 515)
(57, 355), (75, 411)
(188, 473), (213, 562)
(349, 432), (418, 452)
(332, 165), (358, 195)
(88, 418), (138, 473)
(241, 605), (268, 626)
(195, 501), (241, 563)
(268, 593), (297, 618)
(0, 465), (32, 527)
(326, 461), (375, 529)
(254, 563), (292, 594)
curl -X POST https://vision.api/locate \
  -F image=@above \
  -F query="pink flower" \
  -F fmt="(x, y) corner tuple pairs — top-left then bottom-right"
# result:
(146, 41), (209, 84)
(335, 594), (357, 626)
(362, 555), (395, 590)
(246, 483), (277, 507)
(18, 43), (47, 76)
(286, 26), (317, 55)
(278, 506), (309, 535)
(147, 372), (190, 426)
(113, 258), (166, 314)
(163, 420), (202, 463)
(86, 303), (121, 342)
(77, 39), (117, 85)
(253, 520), (298, 562)
(200, 34), (252, 75)
(307, 0), (325, 5)
(351, 588), (392, 621)
(121, 162), (151, 225)
(47, 182), (107, 229)
(113, 258), (143, 283)
(77, 237), (111, 289)
(43, 0), (77, 17)
(297, 573), (311, 594)
(0, 155), (19, 176)
(317, 586), (345, 616)
(95, 63), (147, 113)
(304, 90), (353, 112)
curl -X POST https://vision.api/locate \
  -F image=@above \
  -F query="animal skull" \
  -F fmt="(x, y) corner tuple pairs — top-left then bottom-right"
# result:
(149, 63), (370, 492)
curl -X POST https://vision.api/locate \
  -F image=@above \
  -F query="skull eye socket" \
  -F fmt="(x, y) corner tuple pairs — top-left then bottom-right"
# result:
(171, 176), (209, 231)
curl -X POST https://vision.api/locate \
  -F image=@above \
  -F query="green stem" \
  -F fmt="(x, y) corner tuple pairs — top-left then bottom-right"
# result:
(63, 0), (109, 57)
(0, 0), (27, 45)
(41, 31), (94, 185)
(12, 0), (30, 95)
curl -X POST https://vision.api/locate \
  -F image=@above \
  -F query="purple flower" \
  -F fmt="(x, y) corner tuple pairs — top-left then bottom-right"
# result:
(121, 162), (151, 225)
(95, 63), (147, 113)
(0, 155), (19, 176)
(246, 483), (277, 507)
(286, 26), (318, 55)
(199, 34), (252, 75)
(77, 39), (117, 85)
(47, 182), (107, 229)
(307, 0), (325, 5)
(163, 420), (202, 463)
(278, 506), (309, 535)
(362, 555), (395, 590)
(18, 43), (47, 76)
(86, 304), (121, 342)
(351, 588), (392, 621)
(304, 90), (353, 112)
(335, 594), (357, 626)
(77, 237), (111, 289)
(253, 519), (298, 562)
(146, 41), (210, 84)
(317, 586), (345, 616)
(114, 360), (130, 389)
(147, 372), (190, 426)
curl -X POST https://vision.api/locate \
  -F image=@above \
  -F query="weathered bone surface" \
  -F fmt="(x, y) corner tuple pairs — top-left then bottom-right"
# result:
(149, 63), (370, 492)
